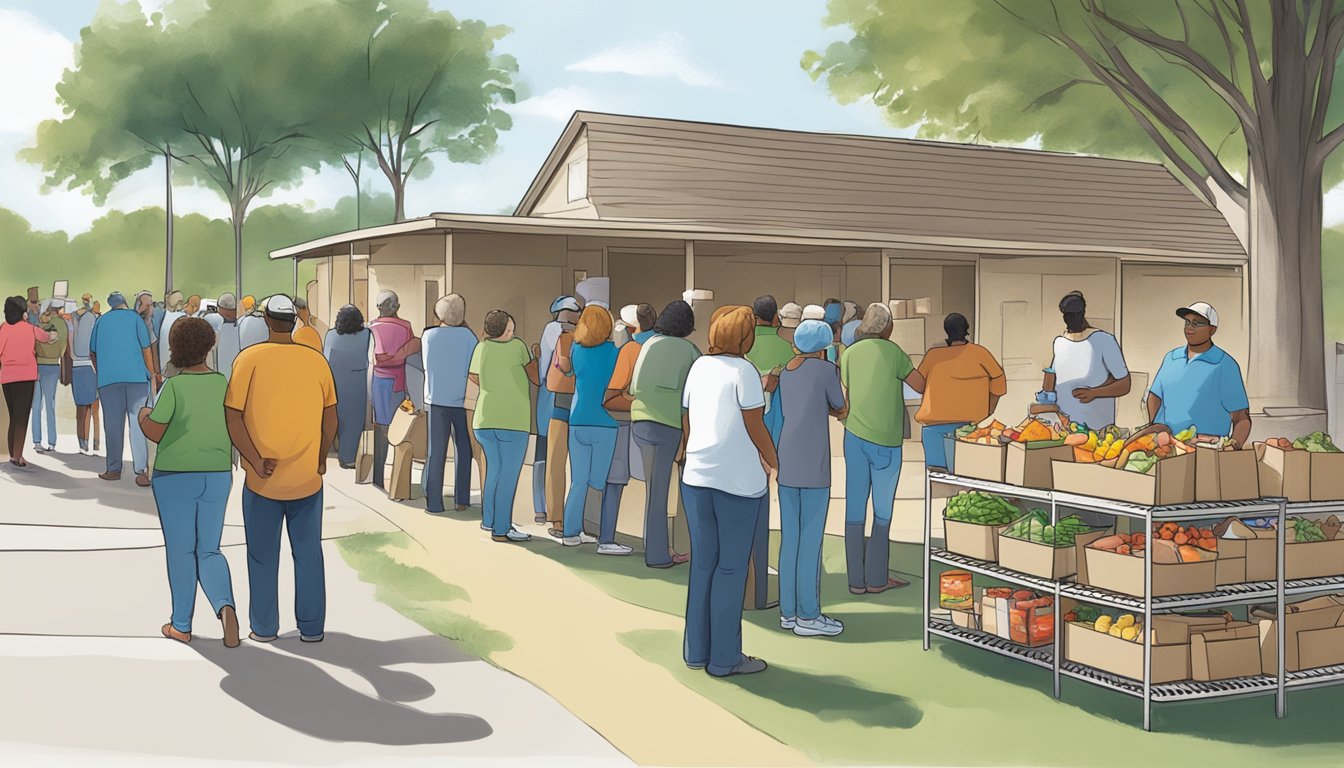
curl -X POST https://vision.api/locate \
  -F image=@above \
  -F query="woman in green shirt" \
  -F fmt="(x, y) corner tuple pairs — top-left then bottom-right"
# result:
(137, 317), (239, 648)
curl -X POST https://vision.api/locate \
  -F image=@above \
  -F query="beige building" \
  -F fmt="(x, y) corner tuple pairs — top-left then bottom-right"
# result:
(274, 112), (1247, 431)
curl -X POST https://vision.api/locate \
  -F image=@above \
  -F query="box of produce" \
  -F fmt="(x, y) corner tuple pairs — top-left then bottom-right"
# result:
(1009, 596), (1055, 647)
(955, 440), (1007, 483)
(998, 510), (1109, 579)
(943, 492), (1021, 561)
(1211, 517), (1278, 584)
(956, 416), (1074, 483)
(1067, 425), (1128, 465)
(1284, 515), (1344, 579)
(1295, 432), (1344, 501)
(1255, 439), (1311, 501)
(1190, 622), (1263, 681)
(1005, 442), (1073, 489)
(1194, 442), (1261, 502)
(1051, 450), (1195, 507)
(980, 587), (1035, 641)
(1063, 613), (1191, 684)
(1079, 525), (1217, 597)
(1252, 595), (1344, 672)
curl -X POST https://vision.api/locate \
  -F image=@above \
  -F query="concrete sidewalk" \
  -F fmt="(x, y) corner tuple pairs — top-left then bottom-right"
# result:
(0, 436), (630, 767)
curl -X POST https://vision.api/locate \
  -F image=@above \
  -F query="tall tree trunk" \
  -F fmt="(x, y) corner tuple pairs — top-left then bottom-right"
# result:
(392, 178), (406, 223)
(164, 147), (174, 297)
(1246, 155), (1326, 411)
(232, 212), (244, 302)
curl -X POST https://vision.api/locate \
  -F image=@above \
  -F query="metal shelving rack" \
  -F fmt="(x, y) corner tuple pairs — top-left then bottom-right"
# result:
(920, 470), (1344, 731)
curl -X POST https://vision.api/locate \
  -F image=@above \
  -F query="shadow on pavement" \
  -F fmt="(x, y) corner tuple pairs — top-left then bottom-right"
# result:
(0, 457), (157, 517)
(193, 636), (494, 745)
(274, 632), (476, 703)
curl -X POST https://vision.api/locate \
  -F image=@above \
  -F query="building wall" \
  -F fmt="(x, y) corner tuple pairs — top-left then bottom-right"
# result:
(530, 128), (598, 218)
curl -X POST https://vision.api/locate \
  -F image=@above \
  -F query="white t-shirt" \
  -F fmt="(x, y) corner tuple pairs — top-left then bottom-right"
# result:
(159, 310), (186, 369)
(681, 355), (768, 499)
(1050, 329), (1129, 430)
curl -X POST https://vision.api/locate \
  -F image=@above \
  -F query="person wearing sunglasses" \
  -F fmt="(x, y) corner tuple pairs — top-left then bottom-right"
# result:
(1146, 301), (1251, 448)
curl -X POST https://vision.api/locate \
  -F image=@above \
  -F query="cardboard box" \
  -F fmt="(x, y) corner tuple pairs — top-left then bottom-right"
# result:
(943, 519), (1009, 562)
(1256, 443), (1310, 501)
(1253, 595), (1344, 672)
(1310, 453), (1344, 501)
(888, 318), (926, 358)
(999, 529), (1109, 580)
(912, 297), (933, 315)
(956, 441), (1006, 483)
(888, 300), (911, 320)
(1005, 443), (1073, 489)
(1080, 545), (1218, 597)
(1051, 453), (1195, 507)
(1190, 622), (1263, 681)
(951, 606), (980, 631)
(1064, 622), (1191, 683)
(1151, 613), (1233, 645)
(1009, 599), (1054, 647)
(1196, 447), (1261, 502)
(980, 594), (1013, 641)
(1216, 529), (1278, 583)
(1284, 538), (1344, 580)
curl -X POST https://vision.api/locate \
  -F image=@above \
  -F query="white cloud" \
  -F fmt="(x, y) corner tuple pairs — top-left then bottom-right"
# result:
(1326, 185), (1344, 229)
(511, 86), (596, 122)
(0, 10), (73, 134)
(567, 32), (727, 89)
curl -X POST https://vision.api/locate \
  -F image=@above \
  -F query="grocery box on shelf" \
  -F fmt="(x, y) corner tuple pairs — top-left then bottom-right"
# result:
(1310, 452), (1344, 501)
(1009, 596), (1054, 648)
(944, 520), (1009, 562)
(1213, 521), (1277, 584)
(1151, 612), (1235, 644)
(1064, 621), (1190, 684)
(1050, 452), (1195, 507)
(950, 606), (980, 631)
(998, 527), (1109, 580)
(1195, 447), (1261, 502)
(1005, 442), (1073, 489)
(1255, 443), (1310, 501)
(1252, 595), (1344, 672)
(955, 441), (1006, 483)
(1190, 622), (1263, 681)
(1078, 544), (1218, 597)
(1284, 516), (1344, 579)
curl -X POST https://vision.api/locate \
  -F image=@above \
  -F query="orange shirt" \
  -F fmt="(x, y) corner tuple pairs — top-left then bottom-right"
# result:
(915, 342), (1007, 426)
(605, 340), (642, 412)
(293, 323), (323, 353)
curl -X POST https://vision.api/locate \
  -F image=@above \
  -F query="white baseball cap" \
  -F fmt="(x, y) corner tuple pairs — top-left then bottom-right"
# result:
(619, 304), (639, 330)
(1176, 301), (1219, 327)
(801, 304), (826, 321)
(263, 294), (297, 319)
(778, 302), (803, 328)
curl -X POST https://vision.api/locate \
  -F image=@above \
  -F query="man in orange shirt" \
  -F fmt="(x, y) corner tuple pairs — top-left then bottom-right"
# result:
(291, 297), (324, 353)
(225, 295), (338, 643)
(908, 313), (1006, 472)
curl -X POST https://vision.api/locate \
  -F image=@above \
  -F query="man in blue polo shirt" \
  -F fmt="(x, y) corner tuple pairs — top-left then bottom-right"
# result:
(1146, 301), (1252, 448)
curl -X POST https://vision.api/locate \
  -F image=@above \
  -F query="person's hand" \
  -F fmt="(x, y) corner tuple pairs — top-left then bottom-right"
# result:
(531, 342), (541, 358)
(675, 447), (686, 465)
(1072, 387), (1097, 404)
(253, 457), (278, 478)
(138, 406), (153, 420)
(317, 458), (327, 475)
(762, 373), (779, 393)
(762, 458), (778, 478)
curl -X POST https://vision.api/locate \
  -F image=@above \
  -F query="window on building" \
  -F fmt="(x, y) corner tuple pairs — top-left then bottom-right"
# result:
(567, 158), (588, 203)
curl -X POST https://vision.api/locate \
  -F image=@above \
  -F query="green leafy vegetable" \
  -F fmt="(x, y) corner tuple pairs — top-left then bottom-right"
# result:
(1003, 510), (1094, 547)
(945, 491), (1020, 526)
(1293, 431), (1342, 453)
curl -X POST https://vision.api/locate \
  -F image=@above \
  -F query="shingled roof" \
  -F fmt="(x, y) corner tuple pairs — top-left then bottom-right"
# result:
(517, 112), (1245, 260)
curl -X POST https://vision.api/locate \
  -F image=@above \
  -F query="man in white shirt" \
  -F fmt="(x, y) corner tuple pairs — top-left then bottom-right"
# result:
(1042, 291), (1132, 430)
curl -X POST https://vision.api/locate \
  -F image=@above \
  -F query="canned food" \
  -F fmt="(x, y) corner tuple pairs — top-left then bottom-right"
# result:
(939, 570), (974, 611)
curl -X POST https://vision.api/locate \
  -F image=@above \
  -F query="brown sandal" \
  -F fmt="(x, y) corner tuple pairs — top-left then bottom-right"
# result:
(161, 623), (191, 644)
(219, 605), (240, 648)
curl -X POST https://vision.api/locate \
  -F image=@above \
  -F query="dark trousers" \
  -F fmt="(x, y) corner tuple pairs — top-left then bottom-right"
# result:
(633, 421), (679, 567)
(2, 380), (35, 457)
(423, 405), (472, 511)
(242, 487), (326, 638)
(682, 483), (761, 676)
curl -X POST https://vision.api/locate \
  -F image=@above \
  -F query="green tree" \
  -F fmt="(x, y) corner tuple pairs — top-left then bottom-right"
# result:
(805, 0), (1344, 411)
(325, 0), (517, 222)
(21, 1), (190, 296)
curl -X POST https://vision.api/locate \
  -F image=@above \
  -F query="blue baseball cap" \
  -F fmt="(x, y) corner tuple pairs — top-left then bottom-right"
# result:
(107, 291), (127, 308)
(794, 319), (833, 355)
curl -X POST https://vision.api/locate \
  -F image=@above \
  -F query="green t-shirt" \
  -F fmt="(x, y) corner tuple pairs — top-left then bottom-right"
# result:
(36, 313), (68, 366)
(468, 337), (532, 432)
(147, 371), (233, 472)
(745, 326), (794, 375)
(840, 338), (915, 447)
(630, 335), (701, 428)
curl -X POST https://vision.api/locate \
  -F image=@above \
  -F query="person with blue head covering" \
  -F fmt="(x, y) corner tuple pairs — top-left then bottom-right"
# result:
(822, 299), (844, 362)
(775, 319), (848, 637)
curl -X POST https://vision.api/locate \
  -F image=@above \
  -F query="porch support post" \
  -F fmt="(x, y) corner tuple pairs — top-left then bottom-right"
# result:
(880, 248), (893, 304)
(443, 232), (454, 295)
(684, 240), (695, 293)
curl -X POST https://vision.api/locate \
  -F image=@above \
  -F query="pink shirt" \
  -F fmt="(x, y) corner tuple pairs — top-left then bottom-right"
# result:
(370, 316), (414, 392)
(0, 321), (53, 384)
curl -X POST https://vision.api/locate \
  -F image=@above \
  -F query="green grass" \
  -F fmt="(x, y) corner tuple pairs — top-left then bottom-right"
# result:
(336, 532), (513, 659)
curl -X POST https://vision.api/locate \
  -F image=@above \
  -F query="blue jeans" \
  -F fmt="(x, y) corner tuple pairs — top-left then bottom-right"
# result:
(476, 429), (529, 536)
(99, 382), (149, 475)
(633, 421), (680, 566)
(424, 405), (473, 511)
(921, 423), (967, 472)
(564, 425), (617, 538)
(30, 364), (59, 446)
(778, 486), (829, 620)
(241, 487), (325, 638)
(682, 483), (762, 676)
(152, 471), (235, 633)
(764, 390), (783, 446)
(843, 431), (902, 526)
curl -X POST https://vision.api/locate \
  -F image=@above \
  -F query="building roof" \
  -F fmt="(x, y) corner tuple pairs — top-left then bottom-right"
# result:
(516, 112), (1245, 259)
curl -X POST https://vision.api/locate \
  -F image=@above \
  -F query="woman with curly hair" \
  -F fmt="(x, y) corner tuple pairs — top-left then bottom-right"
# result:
(324, 305), (373, 469)
(678, 305), (778, 677)
(137, 317), (239, 648)
(0, 295), (55, 465)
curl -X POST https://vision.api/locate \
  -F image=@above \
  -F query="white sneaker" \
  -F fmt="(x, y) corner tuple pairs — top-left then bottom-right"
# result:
(597, 543), (633, 556)
(562, 532), (599, 547)
(493, 528), (531, 542)
(793, 615), (844, 637)
(780, 616), (797, 631)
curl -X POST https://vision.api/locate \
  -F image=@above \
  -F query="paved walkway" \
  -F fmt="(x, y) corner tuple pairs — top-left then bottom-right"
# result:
(0, 434), (630, 767)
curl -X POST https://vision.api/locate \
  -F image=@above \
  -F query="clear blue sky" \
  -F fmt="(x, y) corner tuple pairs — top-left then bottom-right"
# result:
(0, 0), (906, 233)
